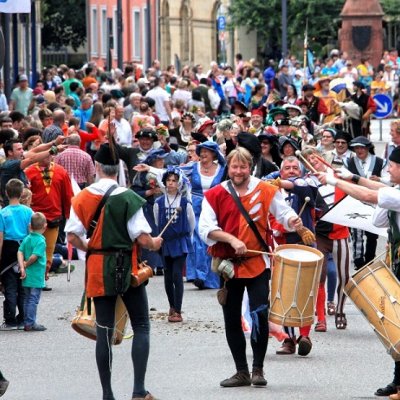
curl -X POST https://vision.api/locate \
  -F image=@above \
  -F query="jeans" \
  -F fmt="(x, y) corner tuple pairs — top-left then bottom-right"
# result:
(223, 269), (270, 372)
(2, 268), (24, 326)
(163, 255), (185, 313)
(23, 287), (42, 327)
(93, 284), (150, 400)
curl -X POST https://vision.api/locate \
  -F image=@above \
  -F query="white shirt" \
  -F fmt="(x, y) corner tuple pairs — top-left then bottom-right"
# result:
(65, 178), (151, 241)
(146, 86), (171, 121)
(113, 117), (132, 147)
(372, 186), (400, 230)
(172, 89), (192, 108)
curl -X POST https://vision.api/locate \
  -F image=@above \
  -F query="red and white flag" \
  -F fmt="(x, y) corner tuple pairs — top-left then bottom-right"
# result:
(0, 0), (31, 14)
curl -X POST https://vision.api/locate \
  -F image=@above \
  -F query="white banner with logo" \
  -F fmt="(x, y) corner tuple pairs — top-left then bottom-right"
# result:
(321, 195), (388, 237)
(0, 0), (31, 14)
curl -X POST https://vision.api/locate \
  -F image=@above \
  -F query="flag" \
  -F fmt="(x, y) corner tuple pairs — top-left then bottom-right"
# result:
(0, 0), (31, 14)
(321, 195), (388, 237)
(307, 49), (315, 75)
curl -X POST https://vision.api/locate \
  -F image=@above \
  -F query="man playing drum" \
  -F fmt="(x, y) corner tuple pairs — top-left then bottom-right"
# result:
(65, 143), (163, 400)
(199, 147), (304, 388)
(317, 146), (400, 399)
(269, 156), (318, 355)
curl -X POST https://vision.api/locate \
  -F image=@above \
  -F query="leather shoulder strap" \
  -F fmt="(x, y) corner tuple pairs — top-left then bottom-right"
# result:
(226, 181), (270, 253)
(87, 184), (118, 239)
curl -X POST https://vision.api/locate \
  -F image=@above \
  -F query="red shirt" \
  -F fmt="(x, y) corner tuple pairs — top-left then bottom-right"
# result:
(25, 162), (73, 221)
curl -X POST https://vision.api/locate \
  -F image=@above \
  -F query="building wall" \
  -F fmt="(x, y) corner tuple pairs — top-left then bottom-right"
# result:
(88, 0), (158, 69)
(160, 0), (234, 70)
(159, 0), (258, 71)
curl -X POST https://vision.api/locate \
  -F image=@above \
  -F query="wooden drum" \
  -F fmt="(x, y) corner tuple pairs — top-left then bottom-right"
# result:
(345, 260), (400, 360)
(269, 244), (323, 327)
(71, 294), (128, 345)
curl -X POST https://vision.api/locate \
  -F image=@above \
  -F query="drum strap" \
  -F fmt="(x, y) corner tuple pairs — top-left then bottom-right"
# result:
(87, 184), (118, 239)
(227, 181), (270, 253)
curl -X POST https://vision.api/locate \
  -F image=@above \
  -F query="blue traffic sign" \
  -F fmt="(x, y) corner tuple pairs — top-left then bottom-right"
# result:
(373, 93), (393, 119)
(217, 16), (226, 31)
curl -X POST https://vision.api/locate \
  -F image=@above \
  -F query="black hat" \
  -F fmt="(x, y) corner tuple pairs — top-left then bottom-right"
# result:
(258, 133), (278, 144)
(237, 132), (261, 157)
(334, 131), (352, 143)
(389, 146), (400, 164)
(349, 136), (372, 148)
(302, 84), (315, 92)
(279, 136), (300, 152)
(94, 143), (120, 165)
(274, 118), (291, 127)
(136, 129), (158, 141)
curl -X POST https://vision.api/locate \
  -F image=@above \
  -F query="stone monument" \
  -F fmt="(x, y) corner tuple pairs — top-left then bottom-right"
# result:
(339, 0), (384, 68)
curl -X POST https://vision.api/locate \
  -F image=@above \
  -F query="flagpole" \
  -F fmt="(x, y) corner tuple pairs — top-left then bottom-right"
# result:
(303, 19), (308, 85)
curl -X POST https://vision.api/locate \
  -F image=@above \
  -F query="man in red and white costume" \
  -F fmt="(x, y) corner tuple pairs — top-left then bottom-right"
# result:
(199, 147), (303, 388)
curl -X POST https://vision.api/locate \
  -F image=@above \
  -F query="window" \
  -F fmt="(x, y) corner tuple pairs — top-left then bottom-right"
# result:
(133, 10), (141, 59)
(101, 8), (107, 56)
(91, 7), (98, 56)
(113, 8), (118, 59)
(143, 6), (148, 68)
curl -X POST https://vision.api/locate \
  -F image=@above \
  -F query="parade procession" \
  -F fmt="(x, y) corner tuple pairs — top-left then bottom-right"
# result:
(2, 0), (400, 399)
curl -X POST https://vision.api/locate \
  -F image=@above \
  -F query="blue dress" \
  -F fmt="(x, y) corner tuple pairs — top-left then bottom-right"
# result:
(184, 162), (225, 289)
(155, 196), (193, 258)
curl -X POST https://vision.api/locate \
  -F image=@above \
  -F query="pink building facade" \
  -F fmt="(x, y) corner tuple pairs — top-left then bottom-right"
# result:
(87, 0), (158, 69)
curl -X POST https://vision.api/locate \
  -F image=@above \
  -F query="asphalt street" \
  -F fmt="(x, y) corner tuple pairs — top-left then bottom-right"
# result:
(0, 249), (395, 400)
(0, 118), (397, 400)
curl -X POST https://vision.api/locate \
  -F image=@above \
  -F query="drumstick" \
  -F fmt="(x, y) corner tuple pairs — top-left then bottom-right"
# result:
(314, 153), (336, 171)
(295, 150), (317, 173)
(298, 197), (311, 218)
(158, 207), (181, 237)
(247, 249), (275, 257)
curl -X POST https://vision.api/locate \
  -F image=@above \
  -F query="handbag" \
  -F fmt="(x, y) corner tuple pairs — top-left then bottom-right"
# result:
(217, 281), (228, 306)
(226, 181), (270, 253)
(131, 260), (154, 287)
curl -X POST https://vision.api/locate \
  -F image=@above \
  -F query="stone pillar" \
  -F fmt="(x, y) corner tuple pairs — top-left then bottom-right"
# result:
(339, 0), (383, 68)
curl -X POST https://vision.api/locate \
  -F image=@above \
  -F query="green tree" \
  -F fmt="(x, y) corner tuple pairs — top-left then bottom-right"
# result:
(229, 0), (346, 58)
(230, 0), (400, 59)
(41, 0), (86, 51)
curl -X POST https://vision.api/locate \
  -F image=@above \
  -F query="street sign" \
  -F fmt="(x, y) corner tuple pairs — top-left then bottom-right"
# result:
(218, 31), (225, 41)
(373, 94), (393, 119)
(217, 16), (226, 31)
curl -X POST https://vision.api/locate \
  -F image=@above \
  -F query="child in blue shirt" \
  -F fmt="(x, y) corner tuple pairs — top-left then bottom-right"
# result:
(0, 179), (33, 330)
(18, 212), (47, 331)
(154, 166), (194, 323)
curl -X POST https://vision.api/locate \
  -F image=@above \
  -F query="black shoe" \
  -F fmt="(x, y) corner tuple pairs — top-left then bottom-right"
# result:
(220, 371), (251, 387)
(297, 336), (313, 356)
(155, 268), (164, 276)
(375, 382), (397, 396)
(251, 368), (267, 386)
(193, 278), (205, 290)
(42, 285), (52, 291)
(0, 378), (9, 396)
